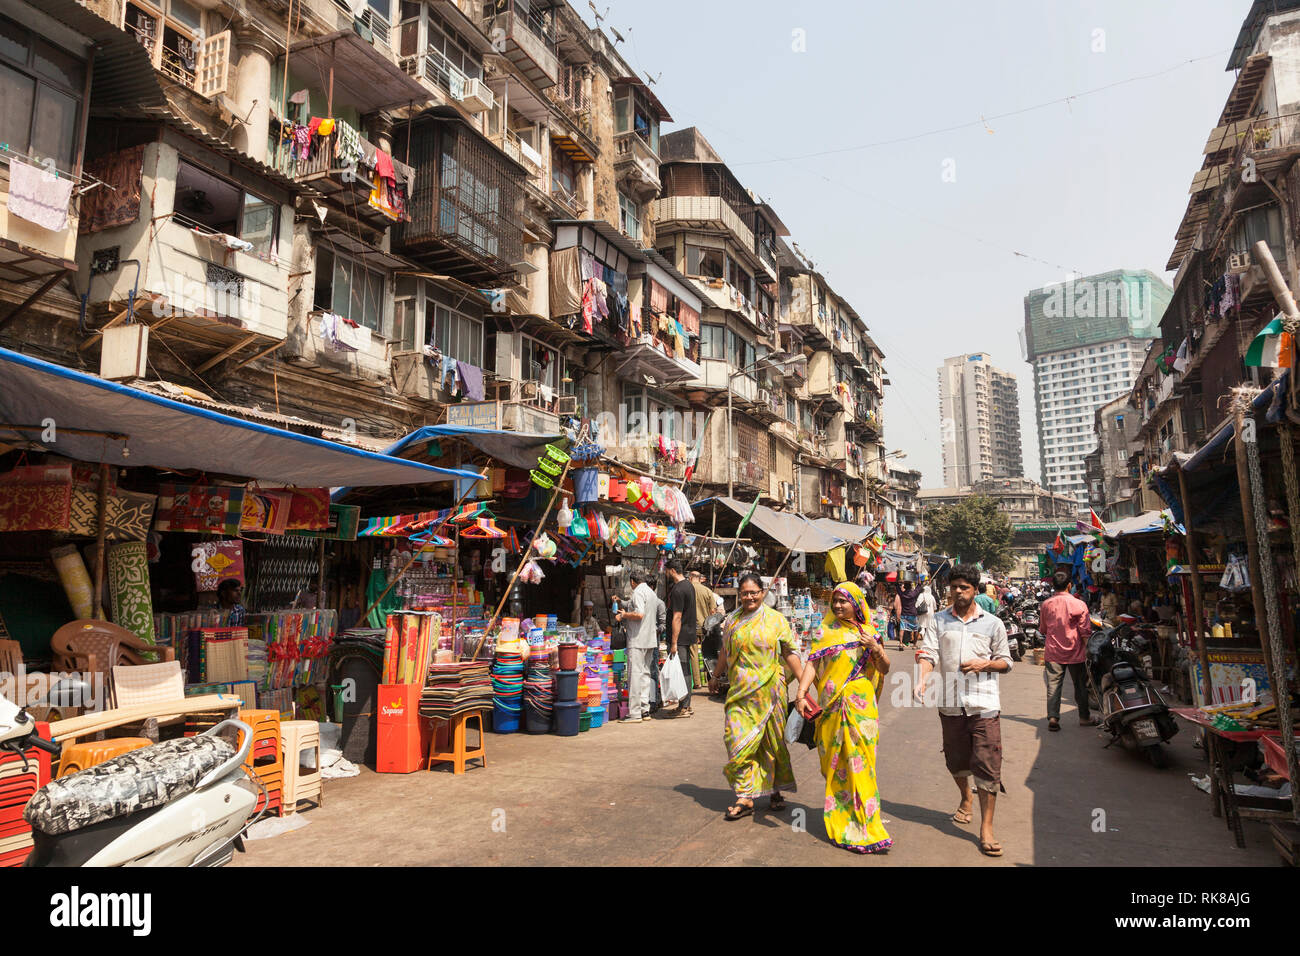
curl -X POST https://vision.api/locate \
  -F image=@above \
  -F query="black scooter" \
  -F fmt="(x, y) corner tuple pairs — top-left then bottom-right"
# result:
(997, 606), (1023, 661)
(1086, 620), (1178, 767)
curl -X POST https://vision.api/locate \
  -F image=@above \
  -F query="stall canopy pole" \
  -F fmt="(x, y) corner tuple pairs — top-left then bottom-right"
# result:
(1273, 423), (1300, 816)
(90, 462), (110, 620)
(475, 456), (575, 659)
(1176, 464), (1212, 705)
(1231, 396), (1277, 680)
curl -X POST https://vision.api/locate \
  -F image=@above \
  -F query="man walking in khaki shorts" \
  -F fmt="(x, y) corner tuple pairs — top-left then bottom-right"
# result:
(915, 564), (1014, 857)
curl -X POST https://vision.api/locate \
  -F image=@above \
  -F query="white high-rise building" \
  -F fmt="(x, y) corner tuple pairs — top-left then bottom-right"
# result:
(938, 353), (1022, 487)
(1023, 270), (1171, 509)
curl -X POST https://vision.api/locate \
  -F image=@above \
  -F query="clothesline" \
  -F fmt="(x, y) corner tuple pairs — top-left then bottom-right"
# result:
(0, 145), (114, 193)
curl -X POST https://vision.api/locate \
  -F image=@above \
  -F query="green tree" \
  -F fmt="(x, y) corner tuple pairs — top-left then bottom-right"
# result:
(925, 496), (1014, 572)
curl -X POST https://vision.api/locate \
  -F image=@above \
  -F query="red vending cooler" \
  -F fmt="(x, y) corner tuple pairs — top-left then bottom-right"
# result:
(376, 684), (431, 773)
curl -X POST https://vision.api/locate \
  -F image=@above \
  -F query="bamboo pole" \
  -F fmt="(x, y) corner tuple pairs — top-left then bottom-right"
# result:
(472, 457), (574, 659)
(90, 462), (110, 620)
(1177, 464), (1213, 705)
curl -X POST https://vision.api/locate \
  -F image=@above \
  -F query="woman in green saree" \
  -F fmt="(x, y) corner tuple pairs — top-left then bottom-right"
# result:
(709, 572), (804, 821)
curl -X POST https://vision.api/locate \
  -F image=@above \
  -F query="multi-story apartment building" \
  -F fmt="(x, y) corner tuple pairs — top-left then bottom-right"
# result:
(937, 352), (1022, 486)
(1083, 394), (1147, 521)
(919, 477), (1076, 525)
(887, 467), (922, 539)
(1023, 270), (1170, 509)
(0, 0), (896, 543)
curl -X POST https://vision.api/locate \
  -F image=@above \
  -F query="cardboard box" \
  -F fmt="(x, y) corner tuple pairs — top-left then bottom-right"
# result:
(376, 683), (432, 773)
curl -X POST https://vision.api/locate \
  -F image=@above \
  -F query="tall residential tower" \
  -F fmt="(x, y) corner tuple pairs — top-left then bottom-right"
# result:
(938, 353), (1023, 487)
(1023, 270), (1171, 509)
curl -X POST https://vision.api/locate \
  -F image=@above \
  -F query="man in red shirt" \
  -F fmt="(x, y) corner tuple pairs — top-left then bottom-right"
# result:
(1039, 571), (1097, 731)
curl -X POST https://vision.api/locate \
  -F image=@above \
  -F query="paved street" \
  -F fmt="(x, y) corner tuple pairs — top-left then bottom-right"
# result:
(238, 647), (1277, 866)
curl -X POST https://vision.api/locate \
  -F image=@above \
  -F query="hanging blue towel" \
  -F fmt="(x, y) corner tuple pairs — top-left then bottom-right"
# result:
(440, 355), (459, 396)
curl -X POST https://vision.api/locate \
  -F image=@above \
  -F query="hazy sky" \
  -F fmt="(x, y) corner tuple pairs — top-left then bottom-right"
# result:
(583, 0), (1247, 488)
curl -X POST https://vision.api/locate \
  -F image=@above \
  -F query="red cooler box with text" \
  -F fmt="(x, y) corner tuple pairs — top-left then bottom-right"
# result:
(376, 684), (432, 773)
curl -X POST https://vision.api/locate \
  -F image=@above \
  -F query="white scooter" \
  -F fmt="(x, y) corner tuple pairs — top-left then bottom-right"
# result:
(0, 693), (263, 866)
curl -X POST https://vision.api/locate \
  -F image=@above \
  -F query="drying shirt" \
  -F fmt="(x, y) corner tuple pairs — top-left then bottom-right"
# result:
(668, 578), (698, 645)
(918, 605), (1012, 716)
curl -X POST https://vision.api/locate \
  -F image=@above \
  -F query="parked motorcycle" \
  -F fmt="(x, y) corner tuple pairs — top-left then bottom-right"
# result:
(700, 612), (727, 694)
(1085, 622), (1178, 767)
(1016, 599), (1043, 650)
(0, 693), (265, 866)
(997, 606), (1023, 661)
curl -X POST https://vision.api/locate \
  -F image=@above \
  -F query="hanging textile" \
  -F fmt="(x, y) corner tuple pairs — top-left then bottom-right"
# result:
(79, 144), (147, 235)
(678, 302), (700, 336)
(649, 280), (669, 314)
(549, 247), (583, 317)
(334, 118), (364, 169)
(367, 173), (406, 221)
(6, 159), (74, 232)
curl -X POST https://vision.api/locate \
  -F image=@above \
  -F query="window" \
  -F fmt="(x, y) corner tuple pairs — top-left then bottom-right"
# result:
(523, 335), (564, 392)
(174, 159), (279, 257)
(551, 147), (576, 200)
(614, 85), (659, 153)
(0, 16), (85, 171)
(123, 0), (227, 97)
(429, 301), (483, 367)
(315, 247), (386, 333)
(700, 323), (725, 360)
(618, 191), (640, 241)
(1233, 205), (1286, 268)
(686, 244), (724, 279)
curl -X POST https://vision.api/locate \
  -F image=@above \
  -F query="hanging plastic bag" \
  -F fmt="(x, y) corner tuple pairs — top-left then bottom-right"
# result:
(659, 653), (688, 704)
(556, 496), (573, 530)
(784, 709), (805, 745)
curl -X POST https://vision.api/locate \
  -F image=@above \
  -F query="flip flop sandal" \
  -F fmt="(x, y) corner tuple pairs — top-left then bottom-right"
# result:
(675, 709), (694, 718)
(980, 841), (1004, 857)
(725, 802), (754, 821)
(769, 795), (787, 811)
(952, 809), (973, 824)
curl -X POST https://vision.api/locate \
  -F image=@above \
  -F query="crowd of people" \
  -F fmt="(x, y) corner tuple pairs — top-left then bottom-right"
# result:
(609, 560), (1167, 860)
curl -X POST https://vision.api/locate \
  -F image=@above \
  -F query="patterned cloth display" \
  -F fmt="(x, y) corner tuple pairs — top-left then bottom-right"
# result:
(286, 503), (360, 541)
(50, 545), (95, 621)
(191, 540), (244, 593)
(23, 735), (235, 836)
(285, 488), (330, 530)
(240, 490), (292, 534)
(154, 484), (245, 535)
(69, 489), (157, 540)
(78, 144), (146, 235)
(0, 464), (73, 533)
(107, 542), (157, 646)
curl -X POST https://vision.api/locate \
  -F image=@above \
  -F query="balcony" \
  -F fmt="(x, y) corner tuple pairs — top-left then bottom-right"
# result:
(271, 128), (413, 231)
(615, 333), (702, 386)
(653, 196), (755, 251)
(0, 159), (79, 276)
(480, 0), (559, 89)
(615, 130), (661, 198)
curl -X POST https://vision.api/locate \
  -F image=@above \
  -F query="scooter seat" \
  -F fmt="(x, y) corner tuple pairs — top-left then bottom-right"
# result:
(23, 735), (236, 836)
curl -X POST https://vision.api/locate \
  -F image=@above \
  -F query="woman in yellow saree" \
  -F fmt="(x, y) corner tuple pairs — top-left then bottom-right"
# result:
(709, 572), (805, 821)
(795, 581), (892, 853)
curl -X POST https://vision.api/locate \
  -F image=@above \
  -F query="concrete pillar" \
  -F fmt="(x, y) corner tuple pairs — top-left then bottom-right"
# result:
(368, 113), (395, 155)
(232, 29), (275, 163)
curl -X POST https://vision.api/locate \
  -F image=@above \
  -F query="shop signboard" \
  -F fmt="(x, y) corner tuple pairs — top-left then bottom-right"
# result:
(446, 401), (500, 429)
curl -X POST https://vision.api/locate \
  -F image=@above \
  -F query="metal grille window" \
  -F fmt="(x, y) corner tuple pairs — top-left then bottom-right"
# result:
(700, 323), (724, 360)
(734, 420), (770, 472)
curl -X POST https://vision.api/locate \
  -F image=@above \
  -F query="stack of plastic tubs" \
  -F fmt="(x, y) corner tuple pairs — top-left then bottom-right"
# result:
(280, 719), (322, 815)
(553, 663), (580, 736)
(491, 646), (525, 733)
(524, 639), (553, 734)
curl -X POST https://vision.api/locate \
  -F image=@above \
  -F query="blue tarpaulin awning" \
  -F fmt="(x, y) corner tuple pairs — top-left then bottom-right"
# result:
(0, 347), (481, 487)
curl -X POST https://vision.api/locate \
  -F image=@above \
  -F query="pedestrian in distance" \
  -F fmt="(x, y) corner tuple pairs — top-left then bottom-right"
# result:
(1040, 570), (1097, 731)
(795, 581), (893, 854)
(914, 564), (1014, 857)
(664, 560), (698, 718)
(708, 572), (804, 821)
(975, 583), (999, 616)
(897, 580), (922, 648)
(688, 569), (722, 685)
(616, 570), (659, 723)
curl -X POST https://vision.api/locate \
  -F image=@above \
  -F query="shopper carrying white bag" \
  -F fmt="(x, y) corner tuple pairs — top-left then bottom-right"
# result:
(659, 653), (689, 704)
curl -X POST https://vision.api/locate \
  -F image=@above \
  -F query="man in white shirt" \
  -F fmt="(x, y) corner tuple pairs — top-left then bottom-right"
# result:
(616, 570), (660, 723)
(914, 564), (1014, 857)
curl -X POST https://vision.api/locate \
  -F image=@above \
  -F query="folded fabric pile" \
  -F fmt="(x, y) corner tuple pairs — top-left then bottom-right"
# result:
(419, 661), (493, 719)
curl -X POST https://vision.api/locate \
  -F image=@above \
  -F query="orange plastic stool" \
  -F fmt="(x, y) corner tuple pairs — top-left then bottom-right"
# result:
(57, 738), (153, 778)
(426, 711), (487, 775)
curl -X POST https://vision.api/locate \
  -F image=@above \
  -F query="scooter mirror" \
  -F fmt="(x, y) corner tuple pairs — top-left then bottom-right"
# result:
(40, 678), (95, 709)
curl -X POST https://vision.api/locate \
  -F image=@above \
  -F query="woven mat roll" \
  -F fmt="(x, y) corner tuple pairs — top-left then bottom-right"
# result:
(107, 541), (156, 645)
(50, 544), (94, 620)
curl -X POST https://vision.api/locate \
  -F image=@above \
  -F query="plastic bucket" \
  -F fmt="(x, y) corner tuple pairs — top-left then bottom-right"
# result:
(558, 644), (580, 671)
(494, 703), (520, 734)
(553, 700), (581, 736)
(554, 669), (580, 701)
(525, 703), (551, 734)
(578, 710), (592, 733)
(607, 701), (619, 722)
(589, 706), (605, 729)
(573, 467), (600, 504)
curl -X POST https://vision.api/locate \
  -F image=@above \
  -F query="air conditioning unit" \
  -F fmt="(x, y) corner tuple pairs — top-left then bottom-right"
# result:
(459, 77), (495, 113)
(1227, 250), (1251, 273)
(757, 388), (771, 406)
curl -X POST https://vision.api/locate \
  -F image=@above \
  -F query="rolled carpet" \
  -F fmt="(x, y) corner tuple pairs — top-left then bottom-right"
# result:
(107, 541), (157, 646)
(50, 544), (94, 621)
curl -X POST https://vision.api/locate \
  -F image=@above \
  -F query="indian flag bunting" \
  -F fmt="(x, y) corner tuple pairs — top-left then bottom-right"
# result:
(1245, 315), (1296, 368)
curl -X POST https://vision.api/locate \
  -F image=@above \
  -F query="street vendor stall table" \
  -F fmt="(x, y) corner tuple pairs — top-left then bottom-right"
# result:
(1172, 706), (1294, 847)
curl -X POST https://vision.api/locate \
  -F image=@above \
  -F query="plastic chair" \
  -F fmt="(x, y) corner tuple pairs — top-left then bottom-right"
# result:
(56, 738), (153, 778)
(50, 621), (174, 708)
(426, 710), (486, 775)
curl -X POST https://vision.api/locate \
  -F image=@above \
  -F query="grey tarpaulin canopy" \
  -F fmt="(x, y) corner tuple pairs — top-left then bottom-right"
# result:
(809, 517), (877, 544)
(379, 425), (563, 471)
(0, 347), (481, 487)
(694, 497), (846, 553)
(1103, 510), (1181, 538)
